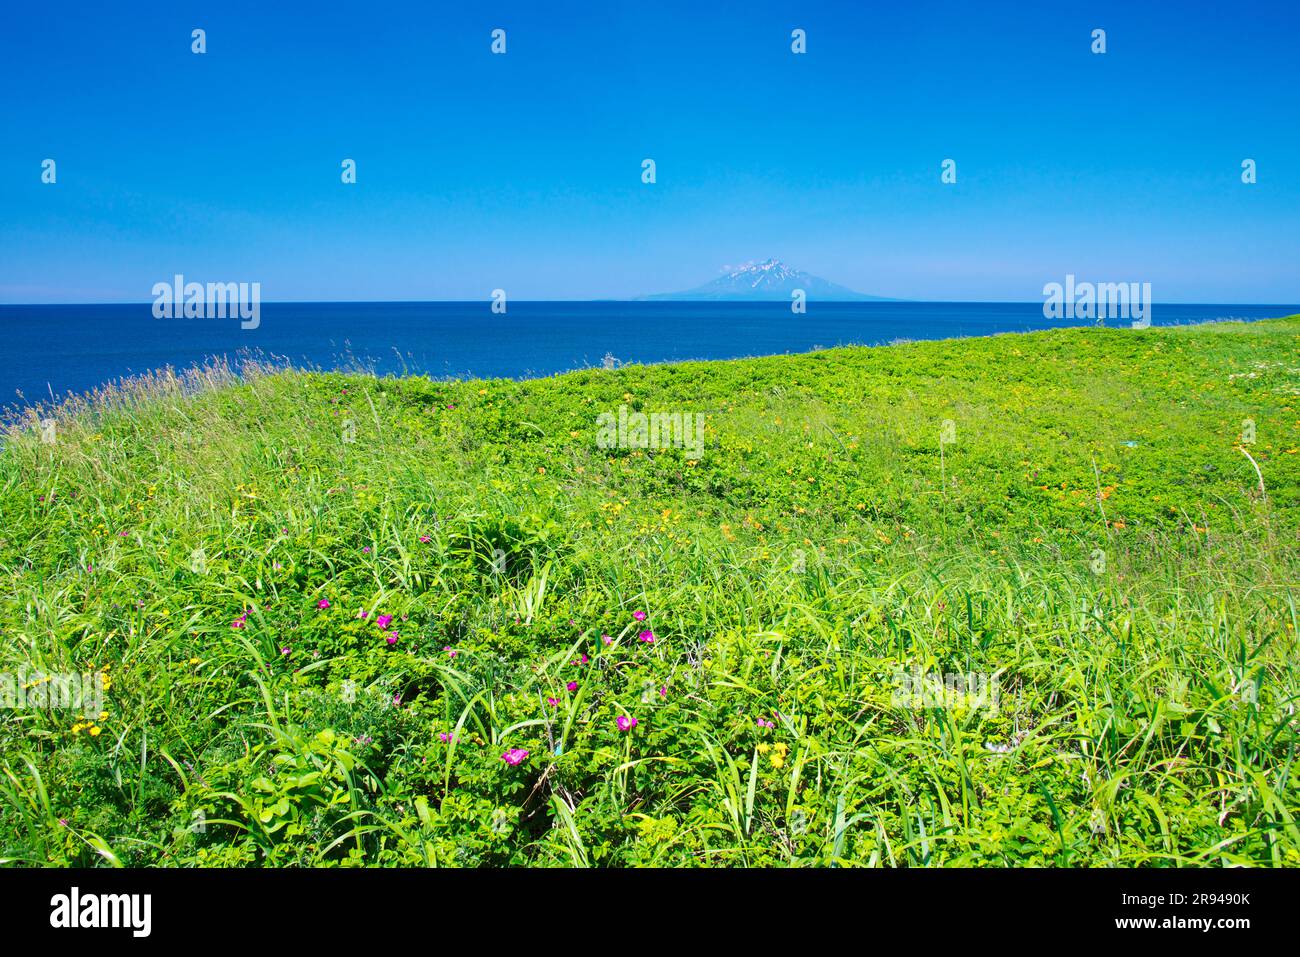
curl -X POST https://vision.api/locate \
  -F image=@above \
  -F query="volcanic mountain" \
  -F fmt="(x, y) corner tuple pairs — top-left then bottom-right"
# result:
(637, 259), (892, 301)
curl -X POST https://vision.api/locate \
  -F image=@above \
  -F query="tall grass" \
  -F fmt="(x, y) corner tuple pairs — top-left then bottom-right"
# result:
(1, 318), (1297, 866)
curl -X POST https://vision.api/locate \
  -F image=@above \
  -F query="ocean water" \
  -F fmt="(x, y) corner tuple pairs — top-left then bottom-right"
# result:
(1, 301), (1295, 407)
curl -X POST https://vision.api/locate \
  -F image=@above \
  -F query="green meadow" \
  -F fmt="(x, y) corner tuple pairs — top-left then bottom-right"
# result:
(2, 316), (1298, 867)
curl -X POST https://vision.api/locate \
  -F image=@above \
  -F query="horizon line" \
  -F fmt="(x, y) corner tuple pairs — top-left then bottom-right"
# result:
(4, 298), (1300, 308)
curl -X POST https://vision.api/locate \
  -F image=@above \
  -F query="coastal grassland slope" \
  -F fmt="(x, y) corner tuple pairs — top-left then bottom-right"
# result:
(1, 317), (1298, 866)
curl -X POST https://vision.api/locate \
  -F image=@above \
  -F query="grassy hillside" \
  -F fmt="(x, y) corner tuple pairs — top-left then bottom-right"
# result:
(2, 317), (1299, 867)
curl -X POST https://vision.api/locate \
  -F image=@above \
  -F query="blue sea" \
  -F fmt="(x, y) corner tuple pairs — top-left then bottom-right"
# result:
(1, 301), (1296, 408)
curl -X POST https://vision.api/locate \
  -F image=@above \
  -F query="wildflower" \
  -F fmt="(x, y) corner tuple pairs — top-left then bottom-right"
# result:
(769, 742), (789, 768)
(439, 732), (455, 743)
(602, 634), (613, 645)
(659, 686), (668, 698)
(376, 614), (393, 629)
(444, 646), (457, 658)
(317, 599), (330, 609)
(547, 697), (559, 707)
(639, 630), (655, 643)
(757, 718), (775, 729)
(280, 647), (291, 656)
(566, 681), (578, 692)
(358, 610), (368, 619)
(501, 748), (529, 766)
(617, 716), (638, 731)
(362, 546), (371, 554)
(633, 611), (647, 622)
(419, 535), (431, 543)
(386, 632), (399, 645)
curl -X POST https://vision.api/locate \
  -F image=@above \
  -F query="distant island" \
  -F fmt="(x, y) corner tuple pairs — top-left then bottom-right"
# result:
(636, 258), (897, 301)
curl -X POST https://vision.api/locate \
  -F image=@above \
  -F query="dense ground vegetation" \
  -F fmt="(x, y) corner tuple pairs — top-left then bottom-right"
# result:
(2, 316), (1298, 866)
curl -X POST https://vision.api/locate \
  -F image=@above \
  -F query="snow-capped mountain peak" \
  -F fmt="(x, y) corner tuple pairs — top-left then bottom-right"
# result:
(639, 259), (891, 301)
(719, 259), (804, 288)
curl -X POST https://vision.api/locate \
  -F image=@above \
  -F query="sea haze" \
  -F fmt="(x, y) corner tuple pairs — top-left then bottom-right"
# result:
(1, 301), (1296, 407)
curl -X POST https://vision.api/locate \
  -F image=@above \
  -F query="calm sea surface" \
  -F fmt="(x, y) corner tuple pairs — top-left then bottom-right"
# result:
(1, 301), (1295, 407)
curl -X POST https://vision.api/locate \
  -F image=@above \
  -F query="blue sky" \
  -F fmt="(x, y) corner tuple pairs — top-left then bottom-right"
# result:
(1, 0), (1297, 303)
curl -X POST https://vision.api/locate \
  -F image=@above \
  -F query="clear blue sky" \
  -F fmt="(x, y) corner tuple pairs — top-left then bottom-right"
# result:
(1, 0), (1297, 303)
